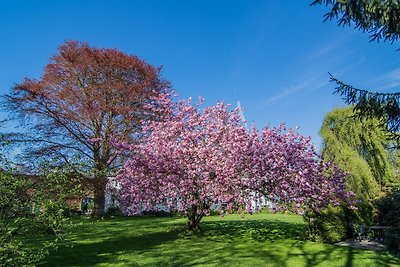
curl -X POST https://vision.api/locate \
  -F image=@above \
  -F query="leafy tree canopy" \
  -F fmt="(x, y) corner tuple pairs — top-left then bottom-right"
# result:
(4, 40), (172, 215)
(320, 106), (398, 200)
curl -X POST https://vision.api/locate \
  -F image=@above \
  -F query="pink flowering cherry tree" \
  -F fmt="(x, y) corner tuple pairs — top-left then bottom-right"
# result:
(117, 98), (253, 230)
(246, 126), (351, 215)
(117, 97), (351, 230)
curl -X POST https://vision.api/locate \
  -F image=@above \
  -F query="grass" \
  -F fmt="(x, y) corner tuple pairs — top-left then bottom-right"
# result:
(38, 213), (400, 267)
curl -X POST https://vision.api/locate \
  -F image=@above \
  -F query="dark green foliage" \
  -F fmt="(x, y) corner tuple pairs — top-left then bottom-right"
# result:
(305, 204), (378, 244)
(304, 202), (378, 243)
(375, 188), (400, 251)
(304, 206), (348, 243)
(105, 207), (122, 217)
(0, 169), (82, 266)
(311, 0), (400, 44)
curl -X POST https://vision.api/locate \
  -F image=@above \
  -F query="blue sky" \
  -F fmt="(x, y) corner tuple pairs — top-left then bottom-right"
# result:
(1, 1), (400, 149)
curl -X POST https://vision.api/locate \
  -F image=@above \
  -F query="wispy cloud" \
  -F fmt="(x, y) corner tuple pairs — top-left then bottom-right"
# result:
(264, 80), (311, 104)
(374, 68), (400, 90)
(263, 73), (328, 106)
(332, 55), (366, 77)
(303, 33), (355, 64)
(262, 33), (363, 107)
(305, 43), (344, 63)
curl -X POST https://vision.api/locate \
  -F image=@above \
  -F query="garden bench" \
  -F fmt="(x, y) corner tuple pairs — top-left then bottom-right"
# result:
(356, 224), (391, 243)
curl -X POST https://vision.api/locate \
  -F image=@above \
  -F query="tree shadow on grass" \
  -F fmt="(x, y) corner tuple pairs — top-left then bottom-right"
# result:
(40, 226), (183, 266)
(197, 219), (306, 242)
(66, 216), (175, 241)
(309, 246), (396, 267)
(40, 217), (400, 267)
(284, 236), (400, 267)
(41, 218), (304, 266)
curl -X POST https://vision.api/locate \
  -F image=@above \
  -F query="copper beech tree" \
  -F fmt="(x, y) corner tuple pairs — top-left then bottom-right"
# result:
(6, 41), (171, 215)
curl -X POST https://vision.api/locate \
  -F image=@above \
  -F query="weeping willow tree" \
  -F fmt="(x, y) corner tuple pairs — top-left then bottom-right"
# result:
(320, 106), (398, 200)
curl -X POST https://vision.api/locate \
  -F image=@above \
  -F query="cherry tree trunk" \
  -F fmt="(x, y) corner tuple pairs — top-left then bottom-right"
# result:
(186, 206), (203, 231)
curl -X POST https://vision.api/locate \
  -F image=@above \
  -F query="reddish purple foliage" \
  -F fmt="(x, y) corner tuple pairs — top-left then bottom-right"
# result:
(8, 41), (172, 215)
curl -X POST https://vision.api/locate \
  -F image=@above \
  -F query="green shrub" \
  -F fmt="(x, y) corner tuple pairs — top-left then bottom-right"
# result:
(304, 197), (378, 244)
(0, 168), (81, 266)
(105, 206), (122, 217)
(304, 206), (348, 243)
(375, 188), (400, 251)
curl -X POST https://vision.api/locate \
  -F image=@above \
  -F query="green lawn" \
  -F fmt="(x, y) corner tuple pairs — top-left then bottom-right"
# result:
(39, 213), (400, 267)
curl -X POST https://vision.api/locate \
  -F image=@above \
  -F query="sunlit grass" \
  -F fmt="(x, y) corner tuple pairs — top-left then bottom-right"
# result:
(39, 213), (400, 266)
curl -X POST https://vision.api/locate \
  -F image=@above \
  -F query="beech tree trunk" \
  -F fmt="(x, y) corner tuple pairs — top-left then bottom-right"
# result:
(93, 177), (108, 216)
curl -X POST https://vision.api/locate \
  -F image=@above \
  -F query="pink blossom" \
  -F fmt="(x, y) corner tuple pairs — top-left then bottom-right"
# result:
(117, 97), (353, 229)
